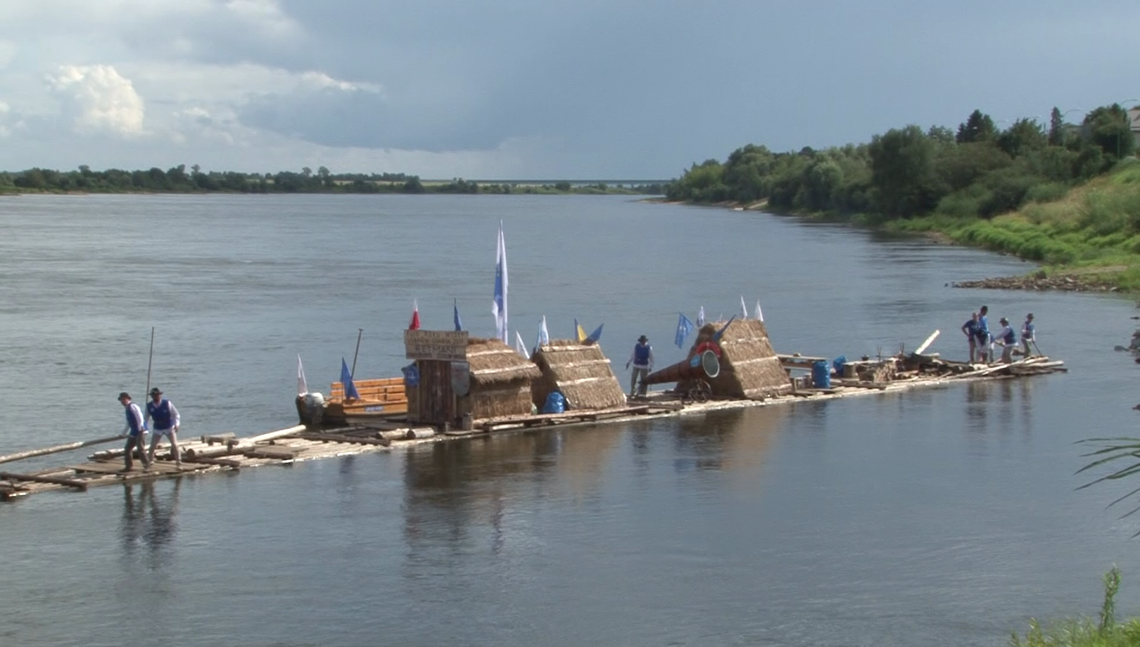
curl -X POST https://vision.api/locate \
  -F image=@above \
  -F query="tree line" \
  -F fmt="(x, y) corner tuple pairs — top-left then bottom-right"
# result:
(0, 164), (666, 196)
(666, 104), (1136, 221)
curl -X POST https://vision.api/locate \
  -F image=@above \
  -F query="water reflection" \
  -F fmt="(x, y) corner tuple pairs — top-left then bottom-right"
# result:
(672, 406), (787, 473)
(119, 479), (181, 563)
(963, 378), (1038, 451)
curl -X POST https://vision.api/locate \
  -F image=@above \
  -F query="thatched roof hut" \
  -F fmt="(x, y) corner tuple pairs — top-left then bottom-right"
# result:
(460, 337), (541, 421)
(531, 339), (627, 411)
(407, 337), (540, 425)
(691, 319), (790, 399)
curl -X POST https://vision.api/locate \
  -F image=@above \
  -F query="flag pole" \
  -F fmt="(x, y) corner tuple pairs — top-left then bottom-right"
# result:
(350, 328), (363, 378)
(145, 326), (155, 397)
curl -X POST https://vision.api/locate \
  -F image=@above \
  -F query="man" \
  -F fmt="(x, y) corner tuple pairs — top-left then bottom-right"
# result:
(961, 312), (979, 363)
(1021, 313), (1036, 357)
(118, 392), (151, 472)
(625, 335), (654, 398)
(995, 317), (1017, 364)
(145, 387), (182, 468)
(975, 305), (992, 364)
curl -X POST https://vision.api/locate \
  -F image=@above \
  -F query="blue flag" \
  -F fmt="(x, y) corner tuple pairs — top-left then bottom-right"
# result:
(675, 312), (694, 348)
(585, 323), (604, 344)
(453, 298), (464, 331)
(712, 314), (737, 342)
(492, 221), (508, 343)
(340, 357), (360, 400)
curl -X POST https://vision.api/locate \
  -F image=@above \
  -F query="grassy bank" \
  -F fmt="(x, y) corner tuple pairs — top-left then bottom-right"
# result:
(1010, 568), (1140, 647)
(882, 160), (1140, 291)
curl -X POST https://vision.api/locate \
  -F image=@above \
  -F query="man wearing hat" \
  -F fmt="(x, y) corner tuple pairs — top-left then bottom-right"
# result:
(117, 392), (151, 472)
(145, 387), (182, 468)
(995, 317), (1017, 364)
(1021, 313), (1036, 357)
(625, 335), (655, 399)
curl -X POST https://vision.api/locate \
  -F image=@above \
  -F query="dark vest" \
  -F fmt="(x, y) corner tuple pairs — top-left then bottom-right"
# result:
(148, 399), (173, 429)
(633, 344), (651, 366)
(1003, 327), (1015, 344)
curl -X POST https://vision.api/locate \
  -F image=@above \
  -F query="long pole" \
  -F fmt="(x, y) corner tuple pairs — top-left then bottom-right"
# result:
(350, 328), (363, 378)
(0, 436), (123, 465)
(145, 326), (155, 397)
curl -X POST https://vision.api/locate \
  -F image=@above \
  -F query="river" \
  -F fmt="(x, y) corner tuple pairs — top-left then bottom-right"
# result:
(0, 193), (1137, 646)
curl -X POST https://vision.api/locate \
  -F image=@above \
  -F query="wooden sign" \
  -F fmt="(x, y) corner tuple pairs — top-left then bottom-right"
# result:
(404, 330), (469, 361)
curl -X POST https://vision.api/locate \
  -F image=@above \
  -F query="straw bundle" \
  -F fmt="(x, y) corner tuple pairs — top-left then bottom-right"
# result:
(693, 319), (791, 399)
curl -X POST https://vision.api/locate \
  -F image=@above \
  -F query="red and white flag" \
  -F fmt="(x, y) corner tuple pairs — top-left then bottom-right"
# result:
(408, 299), (421, 330)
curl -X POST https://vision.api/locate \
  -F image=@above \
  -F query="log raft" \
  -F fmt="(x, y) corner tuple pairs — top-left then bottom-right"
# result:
(0, 354), (1066, 502)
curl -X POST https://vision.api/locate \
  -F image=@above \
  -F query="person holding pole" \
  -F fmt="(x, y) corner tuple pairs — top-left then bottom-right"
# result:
(1021, 313), (1036, 357)
(625, 335), (654, 399)
(145, 387), (182, 468)
(118, 392), (151, 472)
(995, 317), (1017, 364)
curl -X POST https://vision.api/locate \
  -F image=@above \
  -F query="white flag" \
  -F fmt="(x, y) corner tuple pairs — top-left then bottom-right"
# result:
(741, 295), (749, 319)
(696, 306), (705, 327)
(296, 354), (308, 396)
(492, 221), (509, 343)
(515, 331), (530, 358)
(536, 315), (550, 349)
(754, 300), (764, 322)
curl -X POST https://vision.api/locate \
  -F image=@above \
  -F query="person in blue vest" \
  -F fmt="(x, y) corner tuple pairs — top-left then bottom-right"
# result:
(1020, 313), (1036, 357)
(145, 387), (182, 468)
(625, 334), (654, 398)
(995, 317), (1017, 364)
(975, 305), (992, 364)
(117, 391), (151, 472)
(961, 312), (979, 363)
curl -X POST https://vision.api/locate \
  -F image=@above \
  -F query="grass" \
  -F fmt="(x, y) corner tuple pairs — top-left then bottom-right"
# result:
(1010, 568), (1140, 647)
(883, 161), (1140, 290)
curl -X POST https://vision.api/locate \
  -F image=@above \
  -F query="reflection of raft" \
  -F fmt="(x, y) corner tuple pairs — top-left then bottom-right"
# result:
(297, 377), (408, 428)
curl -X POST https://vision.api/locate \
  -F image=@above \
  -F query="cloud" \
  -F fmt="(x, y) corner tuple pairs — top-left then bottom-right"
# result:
(48, 64), (145, 137)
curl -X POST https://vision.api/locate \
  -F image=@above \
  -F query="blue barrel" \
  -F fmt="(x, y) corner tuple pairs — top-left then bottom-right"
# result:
(542, 391), (566, 414)
(812, 360), (831, 389)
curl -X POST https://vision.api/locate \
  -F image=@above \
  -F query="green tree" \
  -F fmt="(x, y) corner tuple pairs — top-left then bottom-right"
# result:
(869, 125), (942, 217)
(1084, 104), (1135, 161)
(997, 118), (1047, 158)
(956, 109), (997, 144)
(1048, 106), (1064, 146)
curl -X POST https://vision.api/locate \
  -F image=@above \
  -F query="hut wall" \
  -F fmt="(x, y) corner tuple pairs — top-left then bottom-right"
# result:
(459, 382), (535, 420)
(531, 340), (627, 411)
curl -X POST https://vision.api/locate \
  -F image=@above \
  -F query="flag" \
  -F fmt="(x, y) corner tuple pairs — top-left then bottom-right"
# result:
(675, 312), (694, 348)
(741, 295), (749, 319)
(536, 315), (550, 350)
(453, 298), (463, 331)
(408, 299), (420, 330)
(754, 299), (764, 322)
(340, 358), (360, 400)
(697, 306), (705, 327)
(713, 315), (737, 342)
(297, 354), (308, 396)
(574, 318), (587, 343)
(492, 221), (508, 343)
(515, 331), (530, 358)
(585, 323), (604, 345)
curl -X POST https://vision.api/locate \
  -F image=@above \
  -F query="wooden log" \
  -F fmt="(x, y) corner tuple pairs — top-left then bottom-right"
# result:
(246, 424), (306, 444)
(0, 435), (122, 465)
(200, 432), (237, 446)
(181, 456), (242, 468)
(296, 433), (391, 446)
(0, 471), (88, 491)
(914, 330), (940, 355)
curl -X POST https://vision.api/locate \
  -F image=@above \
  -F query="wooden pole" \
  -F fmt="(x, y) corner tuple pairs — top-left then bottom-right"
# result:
(0, 435), (123, 465)
(351, 328), (363, 378)
(145, 326), (155, 397)
(914, 330), (940, 355)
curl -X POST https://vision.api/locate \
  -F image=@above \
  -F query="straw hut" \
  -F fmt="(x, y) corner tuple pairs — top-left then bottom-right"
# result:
(407, 337), (541, 426)
(690, 319), (791, 399)
(531, 339), (627, 411)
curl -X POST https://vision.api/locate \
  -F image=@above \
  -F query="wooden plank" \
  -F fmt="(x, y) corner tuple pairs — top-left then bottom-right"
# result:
(0, 471), (88, 491)
(296, 433), (391, 446)
(71, 461), (137, 474)
(914, 330), (940, 355)
(182, 456), (242, 468)
(243, 446), (302, 460)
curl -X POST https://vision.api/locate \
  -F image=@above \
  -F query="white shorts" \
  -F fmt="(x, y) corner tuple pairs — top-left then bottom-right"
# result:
(152, 427), (177, 438)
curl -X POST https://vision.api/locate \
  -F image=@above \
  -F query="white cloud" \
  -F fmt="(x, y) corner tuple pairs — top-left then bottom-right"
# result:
(48, 65), (145, 137)
(0, 40), (16, 68)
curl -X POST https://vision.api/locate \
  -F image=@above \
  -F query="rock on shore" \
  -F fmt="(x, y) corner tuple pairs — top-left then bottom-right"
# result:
(952, 272), (1120, 292)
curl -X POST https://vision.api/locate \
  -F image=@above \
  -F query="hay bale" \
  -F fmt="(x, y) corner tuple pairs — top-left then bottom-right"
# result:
(462, 337), (540, 419)
(531, 339), (627, 411)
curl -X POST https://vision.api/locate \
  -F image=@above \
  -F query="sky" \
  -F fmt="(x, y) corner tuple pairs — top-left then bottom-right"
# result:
(0, 0), (1137, 180)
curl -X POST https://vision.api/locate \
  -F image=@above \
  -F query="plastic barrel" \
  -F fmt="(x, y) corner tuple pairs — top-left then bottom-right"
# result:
(812, 360), (831, 388)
